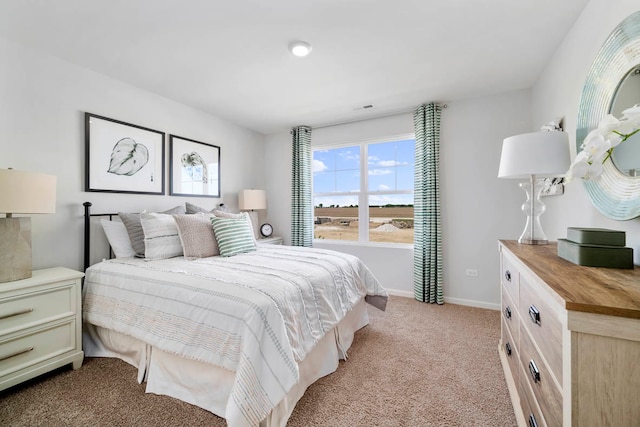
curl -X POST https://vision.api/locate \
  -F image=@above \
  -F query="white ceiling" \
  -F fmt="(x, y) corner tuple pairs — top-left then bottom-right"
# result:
(0, 0), (589, 135)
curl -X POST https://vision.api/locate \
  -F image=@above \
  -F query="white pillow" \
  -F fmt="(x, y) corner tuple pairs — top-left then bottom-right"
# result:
(101, 219), (136, 258)
(140, 213), (183, 260)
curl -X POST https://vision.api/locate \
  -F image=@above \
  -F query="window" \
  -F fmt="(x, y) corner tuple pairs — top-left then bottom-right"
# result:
(313, 137), (415, 244)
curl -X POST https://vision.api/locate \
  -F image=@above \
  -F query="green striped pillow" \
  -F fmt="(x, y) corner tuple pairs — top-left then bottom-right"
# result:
(211, 216), (256, 257)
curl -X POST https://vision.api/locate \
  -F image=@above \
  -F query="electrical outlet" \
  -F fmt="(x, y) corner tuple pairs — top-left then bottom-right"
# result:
(465, 269), (479, 277)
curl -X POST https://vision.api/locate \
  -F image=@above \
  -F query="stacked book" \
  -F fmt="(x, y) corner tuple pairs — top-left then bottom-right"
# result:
(557, 227), (634, 269)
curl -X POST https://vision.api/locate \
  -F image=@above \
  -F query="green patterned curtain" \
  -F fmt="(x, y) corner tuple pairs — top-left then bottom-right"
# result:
(291, 126), (313, 247)
(413, 103), (443, 304)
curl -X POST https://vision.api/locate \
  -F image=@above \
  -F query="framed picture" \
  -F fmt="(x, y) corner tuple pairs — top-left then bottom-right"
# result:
(169, 135), (220, 197)
(541, 177), (565, 196)
(85, 113), (165, 194)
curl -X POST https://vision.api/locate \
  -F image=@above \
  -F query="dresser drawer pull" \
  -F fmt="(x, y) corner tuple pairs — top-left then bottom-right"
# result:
(504, 270), (512, 283)
(504, 306), (512, 319)
(0, 346), (34, 362)
(528, 414), (538, 427)
(529, 360), (541, 383)
(505, 342), (512, 356)
(0, 307), (34, 320)
(528, 305), (541, 325)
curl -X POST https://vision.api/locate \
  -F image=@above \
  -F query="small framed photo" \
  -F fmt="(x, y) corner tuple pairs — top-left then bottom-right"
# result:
(85, 113), (165, 194)
(169, 135), (220, 197)
(541, 177), (565, 196)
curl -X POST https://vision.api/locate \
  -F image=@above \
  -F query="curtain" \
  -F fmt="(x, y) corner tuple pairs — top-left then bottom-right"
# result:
(291, 126), (313, 247)
(413, 103), (443, 304)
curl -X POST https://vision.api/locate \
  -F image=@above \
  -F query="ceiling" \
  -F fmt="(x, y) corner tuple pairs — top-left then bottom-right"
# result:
(0, 0), (589, 135)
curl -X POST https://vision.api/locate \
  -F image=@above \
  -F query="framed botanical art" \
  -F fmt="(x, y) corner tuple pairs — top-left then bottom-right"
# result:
(85, 113), (165, 194)
(169, 135), (221, 197)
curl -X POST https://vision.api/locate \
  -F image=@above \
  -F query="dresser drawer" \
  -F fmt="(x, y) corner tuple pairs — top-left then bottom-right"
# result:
(0, 283), (75, 336)
(501, 251), (520, 301)
(520, 327), (562, 427)
(519, 367), (547, 427)
(501, 316), (519, 387)
(501, 284), (519, 345)
(518, 275), (562, 385)
(0, 320), (76, 378)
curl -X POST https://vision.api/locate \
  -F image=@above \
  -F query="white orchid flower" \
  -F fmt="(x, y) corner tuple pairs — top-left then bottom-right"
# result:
(621, 104), (640, 122)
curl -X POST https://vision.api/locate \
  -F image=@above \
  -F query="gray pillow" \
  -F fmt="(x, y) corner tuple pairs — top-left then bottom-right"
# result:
(185, 202), (214, 214)
(173, 213), (219, 258)
(118, 205), (185, 257)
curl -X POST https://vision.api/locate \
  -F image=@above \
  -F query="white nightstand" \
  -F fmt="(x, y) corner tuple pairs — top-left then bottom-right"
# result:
(257, 236), (283, 245)
(0, 267), (84, 391)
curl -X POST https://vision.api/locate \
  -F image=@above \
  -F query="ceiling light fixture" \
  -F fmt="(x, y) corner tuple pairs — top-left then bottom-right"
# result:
(289, 41), (312, 57)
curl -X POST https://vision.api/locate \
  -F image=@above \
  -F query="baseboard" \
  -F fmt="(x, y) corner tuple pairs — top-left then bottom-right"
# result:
(386, 289), (500, 311)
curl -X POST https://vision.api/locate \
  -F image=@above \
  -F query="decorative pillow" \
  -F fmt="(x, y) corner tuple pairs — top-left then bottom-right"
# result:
(211, 216), (256, 257)
(139, 213), (183, 260)
(173, 213), (219, 258)
(101, 219), (136, 258)
(119, 206), (185, 257)
(211, 211), (257, 243)
(185, 202), (214, 214)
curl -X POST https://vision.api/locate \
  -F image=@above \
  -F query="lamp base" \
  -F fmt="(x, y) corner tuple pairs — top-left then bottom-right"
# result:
(518, 176), (549, 246)
(0, 217), (33, 283)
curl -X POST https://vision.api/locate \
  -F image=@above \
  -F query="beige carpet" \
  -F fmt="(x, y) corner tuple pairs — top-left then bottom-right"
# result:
(0, 296), (516, 426)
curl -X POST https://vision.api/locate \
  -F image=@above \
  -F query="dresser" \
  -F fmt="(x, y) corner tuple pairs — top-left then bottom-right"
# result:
(0, 267), (84, 391)
(498, 240), (640, 427)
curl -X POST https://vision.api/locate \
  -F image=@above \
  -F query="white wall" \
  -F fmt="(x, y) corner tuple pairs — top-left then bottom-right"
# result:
(0, 36), (265, 272)
(265, 89), (533, 309)
(532, 0), (640, 262)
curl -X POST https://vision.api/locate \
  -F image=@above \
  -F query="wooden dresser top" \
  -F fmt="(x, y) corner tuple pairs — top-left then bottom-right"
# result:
(500, 240), (640, 319)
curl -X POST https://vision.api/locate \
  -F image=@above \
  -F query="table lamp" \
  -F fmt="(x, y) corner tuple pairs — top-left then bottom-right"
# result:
(238, 189), (266, 239)
(498, 131), (570, 245)
(0, 168), (57, 282)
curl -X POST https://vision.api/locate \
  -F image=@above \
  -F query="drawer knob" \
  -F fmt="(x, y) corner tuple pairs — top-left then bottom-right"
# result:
(528, 305), (541, 325)
(528, 414), (539, 427)
(504, 270), (512, 282)
(504, 306), (512, 319)
(529, 360), (541, 383)
(505, 342), (512, 356)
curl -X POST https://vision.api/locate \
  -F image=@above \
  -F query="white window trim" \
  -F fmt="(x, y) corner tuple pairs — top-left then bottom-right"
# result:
(312, 133), (415, 245)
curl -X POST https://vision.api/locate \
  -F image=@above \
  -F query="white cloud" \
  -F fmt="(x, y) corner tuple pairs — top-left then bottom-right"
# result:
(368, 168), (392, 176)
(377, 184), (391, 191)
(313, 159), (328, 173)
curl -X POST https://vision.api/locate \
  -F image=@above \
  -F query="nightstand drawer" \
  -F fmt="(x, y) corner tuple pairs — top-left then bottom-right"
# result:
(0, 320), (76, 378)
(518, 275), (562, 385)
(501, 316), (519, 386)
(520, 327), (562, 427)
(501, 284), (519, 345)
(0, 284), (75, 336)
(501, 251), (519, 302)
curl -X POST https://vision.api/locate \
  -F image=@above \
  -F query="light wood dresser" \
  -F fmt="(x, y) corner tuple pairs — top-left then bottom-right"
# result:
(498, 240), (640, 427)
(0, 267), (84, 391)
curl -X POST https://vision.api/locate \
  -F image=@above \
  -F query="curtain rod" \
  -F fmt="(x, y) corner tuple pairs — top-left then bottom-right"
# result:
(309, 103), (447, 130)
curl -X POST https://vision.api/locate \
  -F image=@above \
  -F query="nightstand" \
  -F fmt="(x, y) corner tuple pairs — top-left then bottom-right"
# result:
(0, 267), (84, 391)
(257, 236), (283, 245)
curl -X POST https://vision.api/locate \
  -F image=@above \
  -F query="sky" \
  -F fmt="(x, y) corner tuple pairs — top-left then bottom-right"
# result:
(313, 138), (415, 207)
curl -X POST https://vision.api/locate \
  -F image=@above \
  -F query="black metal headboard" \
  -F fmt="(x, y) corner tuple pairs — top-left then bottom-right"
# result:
(83, 202), (118, 271)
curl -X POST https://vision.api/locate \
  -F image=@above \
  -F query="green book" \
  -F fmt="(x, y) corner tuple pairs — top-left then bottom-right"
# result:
(558, 238), (634, 269)
(566, 227), (626, 247)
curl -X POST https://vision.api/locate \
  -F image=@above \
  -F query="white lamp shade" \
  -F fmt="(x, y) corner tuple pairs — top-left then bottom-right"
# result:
(498, 131), (570, 179)
(239, 189), (267, 210)
(0, 169), (57, 214)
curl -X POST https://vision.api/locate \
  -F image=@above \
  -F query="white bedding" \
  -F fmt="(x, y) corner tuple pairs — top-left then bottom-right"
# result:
(83, 245), (387, 427)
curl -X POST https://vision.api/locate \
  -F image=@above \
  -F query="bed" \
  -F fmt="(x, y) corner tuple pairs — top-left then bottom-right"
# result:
(81, 202), (387, 427)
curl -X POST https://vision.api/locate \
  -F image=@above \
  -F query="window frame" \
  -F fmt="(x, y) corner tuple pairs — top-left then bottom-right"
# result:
(312, 133), (415, 246)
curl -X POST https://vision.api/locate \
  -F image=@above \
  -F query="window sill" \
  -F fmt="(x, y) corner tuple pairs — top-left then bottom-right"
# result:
(313, 239), (414, 250)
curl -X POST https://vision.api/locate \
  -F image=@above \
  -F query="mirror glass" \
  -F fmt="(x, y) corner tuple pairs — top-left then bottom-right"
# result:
(576, 11), (640, 220)
(610, 66), (640, 176)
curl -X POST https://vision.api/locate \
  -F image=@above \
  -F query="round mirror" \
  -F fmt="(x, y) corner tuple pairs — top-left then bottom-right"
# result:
(576, 11), (640, 220)
(610, 66), (640, 176)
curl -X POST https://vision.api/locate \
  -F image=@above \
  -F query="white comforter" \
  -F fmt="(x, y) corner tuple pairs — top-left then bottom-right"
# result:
(83, 245), (387, 427)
